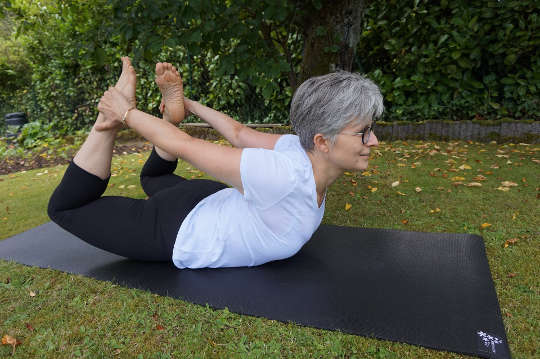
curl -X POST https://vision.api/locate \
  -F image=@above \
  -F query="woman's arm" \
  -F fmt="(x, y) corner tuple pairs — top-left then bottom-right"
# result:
(186, 98), (282, 150)
(98, 88), (244, 194)
(185, 98), (243, 147)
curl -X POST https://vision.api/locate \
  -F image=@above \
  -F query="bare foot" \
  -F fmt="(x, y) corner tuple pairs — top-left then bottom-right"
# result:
(116, 56), (137, 107)
(155, 62), (184, 124)
(95, 57), (137, 132)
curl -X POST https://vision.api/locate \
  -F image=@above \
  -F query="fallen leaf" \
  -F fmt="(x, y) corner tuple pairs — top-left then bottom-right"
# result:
(451, 176), (465, 181)
(473, 175), (487, 181)
(345, 203), (352, 211)
(466, 182), (482, 187)
(25, 323), (34, 332)
(391, 181), (400, 187)
(512, 213), (517, 220)
(361, 171), (371, 176)
(507, 273), (517, 278)
(396, 191), (407, 196)
(344, 172), (353, 176)
(401, 219), (408, 225)
(156, 324), (165, 330)
(496, 186), (510, 192)
(370, 187), (378, 192)
(118, 185), (125, 189)
(503, 238), (519, 248)
(480, 223), (492, 229)
(501, 181), (518, 187)
(1, 334), (21, 355)
(127, 185), (136, 189)
(29, 291), (36, 297)
(429, 208), (441, 213)
(459, 164), (472, 170)
(415, 187), (422, 192)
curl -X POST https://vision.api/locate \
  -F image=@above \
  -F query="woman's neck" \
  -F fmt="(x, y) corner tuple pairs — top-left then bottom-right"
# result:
(306, 150), (342, 197)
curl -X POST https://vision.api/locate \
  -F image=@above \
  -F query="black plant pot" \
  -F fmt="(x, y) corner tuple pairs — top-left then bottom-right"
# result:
(4, 112), (28, 138)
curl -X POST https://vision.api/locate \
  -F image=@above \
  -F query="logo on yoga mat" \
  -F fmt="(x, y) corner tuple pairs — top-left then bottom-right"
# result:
(477, 331), (503, 355)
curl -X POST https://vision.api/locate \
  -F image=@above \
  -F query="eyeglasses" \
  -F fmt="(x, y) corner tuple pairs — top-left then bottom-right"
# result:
(339, 123), (375, 145)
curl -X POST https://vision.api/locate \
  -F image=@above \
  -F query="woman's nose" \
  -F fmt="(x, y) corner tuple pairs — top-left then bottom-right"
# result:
(368, 132), (379, 147)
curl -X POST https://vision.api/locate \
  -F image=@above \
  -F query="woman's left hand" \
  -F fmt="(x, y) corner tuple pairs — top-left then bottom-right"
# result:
(96, 87), (134, 130)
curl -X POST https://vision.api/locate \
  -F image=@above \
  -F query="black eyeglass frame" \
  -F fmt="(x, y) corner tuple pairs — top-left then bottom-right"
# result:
(339, 122), (375, 145)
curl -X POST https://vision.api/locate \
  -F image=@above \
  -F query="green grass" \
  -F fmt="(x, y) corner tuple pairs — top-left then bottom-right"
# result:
(0, 140), (538, 358)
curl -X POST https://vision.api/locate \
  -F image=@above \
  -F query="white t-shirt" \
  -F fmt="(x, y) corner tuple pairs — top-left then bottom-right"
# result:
(172, 134), (326, 269)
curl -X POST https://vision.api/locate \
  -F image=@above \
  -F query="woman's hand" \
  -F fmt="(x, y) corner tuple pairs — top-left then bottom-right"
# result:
(96, 87), (134, 131)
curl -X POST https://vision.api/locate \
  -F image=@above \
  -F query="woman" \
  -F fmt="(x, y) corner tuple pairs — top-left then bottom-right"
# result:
(47, 57), (383, 269)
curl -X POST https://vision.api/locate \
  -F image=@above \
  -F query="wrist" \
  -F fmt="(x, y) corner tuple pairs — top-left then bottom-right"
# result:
(121, 107), (136, 127)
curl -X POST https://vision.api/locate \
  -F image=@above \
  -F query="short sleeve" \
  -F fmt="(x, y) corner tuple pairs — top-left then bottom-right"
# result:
(240, 148), (296, 209)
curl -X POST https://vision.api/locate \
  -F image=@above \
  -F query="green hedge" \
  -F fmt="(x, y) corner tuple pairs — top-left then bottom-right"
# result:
(357, 0), (539, 122)
(1, 0), (538, 142)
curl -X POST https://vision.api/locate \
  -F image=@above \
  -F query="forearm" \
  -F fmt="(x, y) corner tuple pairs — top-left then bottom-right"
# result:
(186, 99), (243, 147)
(125, 109), (192, 158)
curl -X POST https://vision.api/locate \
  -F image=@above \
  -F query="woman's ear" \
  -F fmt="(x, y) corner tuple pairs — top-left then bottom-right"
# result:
(312, 133), (330, 153)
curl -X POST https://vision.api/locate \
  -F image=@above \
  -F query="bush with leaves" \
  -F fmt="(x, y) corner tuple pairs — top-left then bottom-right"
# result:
(357, 0), (539, 122)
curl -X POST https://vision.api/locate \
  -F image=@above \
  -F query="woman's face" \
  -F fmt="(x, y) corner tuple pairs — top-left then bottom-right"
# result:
(327, 120), (379, 172)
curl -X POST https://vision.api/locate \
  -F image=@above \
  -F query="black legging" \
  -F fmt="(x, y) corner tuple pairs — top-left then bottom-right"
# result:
(47, 147), (228, 261)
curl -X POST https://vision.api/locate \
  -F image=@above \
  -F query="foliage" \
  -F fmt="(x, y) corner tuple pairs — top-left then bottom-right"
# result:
(357, 0), (540, 122)
(0, 0), (539, 147)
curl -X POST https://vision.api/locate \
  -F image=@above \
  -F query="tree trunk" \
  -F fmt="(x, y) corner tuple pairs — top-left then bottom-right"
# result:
(297, 0), (366, 88)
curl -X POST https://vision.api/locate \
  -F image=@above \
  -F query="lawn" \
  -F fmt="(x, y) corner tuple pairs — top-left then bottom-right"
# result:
(0, 139), (538, 358)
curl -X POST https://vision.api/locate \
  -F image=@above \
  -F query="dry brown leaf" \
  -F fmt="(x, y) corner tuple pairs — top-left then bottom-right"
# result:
(480, 223), (492, 229)
(1, 334), (21, 355)
(459, 164), (472, 170)
(370, 187), (378, 193)
(345, 203), (352, 211)
(501, 181), (518, 187)
(29, 291), (36, 297)
(401, 219), (409, 225)
(466, 182), (482, 187)
(473, 175), (487, 181)
(429, 208), (441, 213)
(503, 238), (519, 248)
(396, 191), (407, 196)
(391, 181), (400, 187)
(415, 187), (422, 192)
(507, 273), (517, 278)
(496, 186), (510, 192)
(451, 176), (466, 181)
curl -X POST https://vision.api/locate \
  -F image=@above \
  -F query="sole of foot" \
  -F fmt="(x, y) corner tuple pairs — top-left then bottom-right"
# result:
(155, 62), (185, 125)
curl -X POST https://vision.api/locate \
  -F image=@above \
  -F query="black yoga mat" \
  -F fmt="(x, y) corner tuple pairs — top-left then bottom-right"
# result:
(0, 222), (511, 358)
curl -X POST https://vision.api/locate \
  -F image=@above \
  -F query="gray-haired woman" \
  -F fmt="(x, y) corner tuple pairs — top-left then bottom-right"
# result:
(47, 57), (383, 269)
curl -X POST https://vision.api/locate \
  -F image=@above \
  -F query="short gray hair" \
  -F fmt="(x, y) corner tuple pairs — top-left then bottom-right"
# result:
(290, 71), (384, 151)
